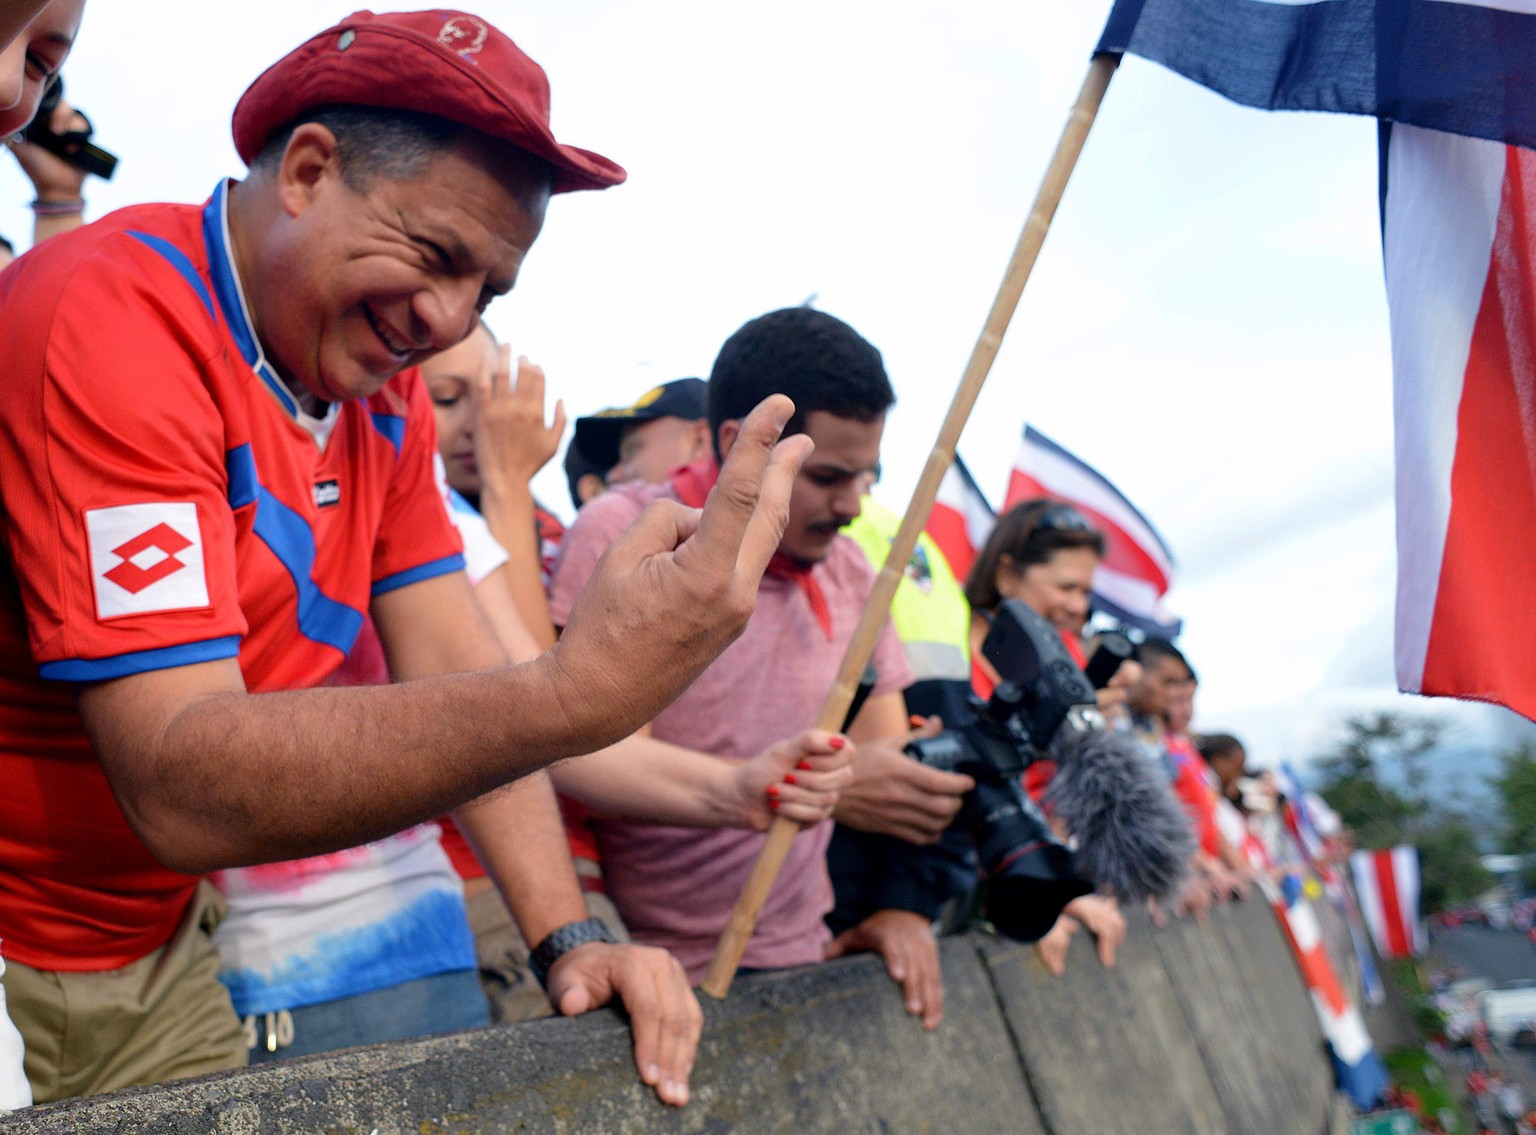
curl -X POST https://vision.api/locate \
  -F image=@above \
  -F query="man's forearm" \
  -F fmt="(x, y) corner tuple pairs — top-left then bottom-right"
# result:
(82, 656), (615, 875)
(453, 771), (587, 948)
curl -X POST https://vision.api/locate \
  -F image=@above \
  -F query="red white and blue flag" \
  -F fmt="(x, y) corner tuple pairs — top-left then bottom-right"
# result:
(1005, 426), (1182, 638)
(1350, 845), (1427, 961)
(925, 456), (996, 585)
(1096, 0), (1536, 150)
(1096, 0), (1536, 719)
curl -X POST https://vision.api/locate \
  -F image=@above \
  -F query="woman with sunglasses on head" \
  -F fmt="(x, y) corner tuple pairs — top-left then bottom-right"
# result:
(961, 498), (1135, 975)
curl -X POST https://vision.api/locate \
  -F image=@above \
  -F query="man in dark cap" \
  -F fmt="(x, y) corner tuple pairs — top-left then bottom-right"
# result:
(575, 377), (711, 488)
(0, 10), (807, 1106)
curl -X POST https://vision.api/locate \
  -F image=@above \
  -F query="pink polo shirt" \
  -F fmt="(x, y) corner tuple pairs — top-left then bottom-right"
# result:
(549, 480), (911, 980)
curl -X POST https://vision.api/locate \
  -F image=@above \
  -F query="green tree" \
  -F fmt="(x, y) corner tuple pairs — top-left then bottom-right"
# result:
(1312, 713), (1491, 913)
(1490, 744), (1536, 888)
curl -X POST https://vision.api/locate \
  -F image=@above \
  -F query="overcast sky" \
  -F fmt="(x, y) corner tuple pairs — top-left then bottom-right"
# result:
(11, 0), (1526, 768)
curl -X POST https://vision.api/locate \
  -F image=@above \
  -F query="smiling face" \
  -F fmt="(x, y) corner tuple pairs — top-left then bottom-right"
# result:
(250, 124), (548, 406)
(423, 323), (498, 497)
(996, 545), (1099, 635)
(0, 0), (81, 140)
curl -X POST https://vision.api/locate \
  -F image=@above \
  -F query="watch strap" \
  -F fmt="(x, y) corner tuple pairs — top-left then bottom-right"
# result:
(529, 917), (618, 989)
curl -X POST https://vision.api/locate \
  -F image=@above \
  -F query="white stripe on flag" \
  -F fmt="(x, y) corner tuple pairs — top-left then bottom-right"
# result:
(1014, 441), (1173, 580)
(1386, 125), (1505, 691)
(1391, 846), (1428, 955)
(1351, 850), (1388, 960)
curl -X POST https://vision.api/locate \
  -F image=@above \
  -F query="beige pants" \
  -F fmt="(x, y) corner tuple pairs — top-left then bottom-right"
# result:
(467, 861), (629, 1024)
(1, 882), (246, 1104)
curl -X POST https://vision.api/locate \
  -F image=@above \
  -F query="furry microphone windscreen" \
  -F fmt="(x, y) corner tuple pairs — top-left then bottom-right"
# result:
(1045, 729), (1195, 903)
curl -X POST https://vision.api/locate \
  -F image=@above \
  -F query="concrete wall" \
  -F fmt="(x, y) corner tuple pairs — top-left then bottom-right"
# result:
(8, 898), (1354, 1135)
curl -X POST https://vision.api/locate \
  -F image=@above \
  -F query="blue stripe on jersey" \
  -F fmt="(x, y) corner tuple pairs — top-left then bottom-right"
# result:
(201, 184), (299, 419)
(446, 487), (476, 515)
(226, 443), (258, 510)
(371, 554), (466, 598)
(369, 413), (406, 457)
(40, 636), (241, 681)
(127, 232), (214, 320)
(252, 488), (364, 655)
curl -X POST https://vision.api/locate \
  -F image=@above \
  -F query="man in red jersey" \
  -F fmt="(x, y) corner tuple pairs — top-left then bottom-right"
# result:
(0, 10), (807, 1106)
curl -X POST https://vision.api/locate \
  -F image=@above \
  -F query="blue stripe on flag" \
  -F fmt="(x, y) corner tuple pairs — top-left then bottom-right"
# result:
(1096, 0), (1536, 151)
(1024, 425), (1177, 566)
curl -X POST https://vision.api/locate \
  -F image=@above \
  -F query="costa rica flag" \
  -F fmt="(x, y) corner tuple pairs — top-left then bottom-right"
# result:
(1350, 845), (1427, 960)
(925, 455), (995, 585)
(1096, 0), (1536, 719)
(1005, 426), (1182, 638)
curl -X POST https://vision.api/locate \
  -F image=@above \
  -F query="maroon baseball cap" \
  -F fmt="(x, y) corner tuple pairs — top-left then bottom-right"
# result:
(231, 9), (625, 194)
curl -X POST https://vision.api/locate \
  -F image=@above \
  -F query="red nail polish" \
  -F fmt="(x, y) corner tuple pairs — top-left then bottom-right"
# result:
(797, 760), (813, 771)
(785, 774), (797, 786)
(909, 715), (926, 729)
(829, 736), (848, 751)
(766, 784), (780, 797)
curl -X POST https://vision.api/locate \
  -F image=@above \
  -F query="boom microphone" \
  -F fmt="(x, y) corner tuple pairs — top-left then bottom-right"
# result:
(1045, 727), (1194, 904)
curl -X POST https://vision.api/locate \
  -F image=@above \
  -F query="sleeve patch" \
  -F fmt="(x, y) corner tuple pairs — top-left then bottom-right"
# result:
(85, 502), (211, 620)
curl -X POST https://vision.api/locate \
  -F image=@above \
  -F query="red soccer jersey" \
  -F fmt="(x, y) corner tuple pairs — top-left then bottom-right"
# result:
(0, 183), (464, 971)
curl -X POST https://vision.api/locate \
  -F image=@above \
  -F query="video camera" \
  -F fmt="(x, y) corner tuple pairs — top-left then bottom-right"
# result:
(22, 76), (117, 181)
(905, 600), (1100, 942)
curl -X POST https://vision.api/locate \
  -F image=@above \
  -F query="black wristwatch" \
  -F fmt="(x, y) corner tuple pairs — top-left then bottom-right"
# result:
(529, 918), (619, 989)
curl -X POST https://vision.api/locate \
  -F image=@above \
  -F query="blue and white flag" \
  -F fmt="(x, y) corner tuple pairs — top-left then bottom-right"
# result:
(1096, 0), (1536, 148)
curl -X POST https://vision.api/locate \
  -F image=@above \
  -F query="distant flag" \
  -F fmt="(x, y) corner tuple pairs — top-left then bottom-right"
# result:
(1094, 0), (1536, 720)
(925, 456), (995, 584)
(1350, 846), (1427, 961)
(1006, 425), (1181, 638)
(1268, 877), (1389, 1111)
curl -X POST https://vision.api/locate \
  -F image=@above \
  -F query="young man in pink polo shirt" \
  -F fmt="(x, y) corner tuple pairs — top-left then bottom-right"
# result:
(550, 307), (966, 1027)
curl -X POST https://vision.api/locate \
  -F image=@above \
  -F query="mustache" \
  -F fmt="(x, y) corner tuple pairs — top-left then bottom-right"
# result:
(808, 518), (853, 535)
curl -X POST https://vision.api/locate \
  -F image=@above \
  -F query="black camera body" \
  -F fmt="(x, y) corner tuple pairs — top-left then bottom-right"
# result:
(23, 76), (117, 181)
(905, 600), (1098, 941)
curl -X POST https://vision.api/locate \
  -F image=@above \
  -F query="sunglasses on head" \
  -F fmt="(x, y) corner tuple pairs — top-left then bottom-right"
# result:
(1033, 501), (1093, 531)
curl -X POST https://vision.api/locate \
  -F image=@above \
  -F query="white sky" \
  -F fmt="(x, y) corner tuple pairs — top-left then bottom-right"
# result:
(10, 0), (1524, 767)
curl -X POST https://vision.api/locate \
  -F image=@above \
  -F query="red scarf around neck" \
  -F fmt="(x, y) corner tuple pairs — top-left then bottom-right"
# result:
(669, 457), (833, 640)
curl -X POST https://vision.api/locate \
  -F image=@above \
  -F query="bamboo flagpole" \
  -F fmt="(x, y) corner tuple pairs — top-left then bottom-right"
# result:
(700, 51), (1122, 1000)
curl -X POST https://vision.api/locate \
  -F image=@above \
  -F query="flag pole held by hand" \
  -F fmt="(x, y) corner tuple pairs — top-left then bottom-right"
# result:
(700, 51), (1122, 1001)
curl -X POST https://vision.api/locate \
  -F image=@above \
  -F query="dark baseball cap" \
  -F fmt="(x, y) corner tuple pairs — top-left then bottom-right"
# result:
(563, 436), (608, 512)
(573, 377), (707, 471)
(232, 9), (625, 194)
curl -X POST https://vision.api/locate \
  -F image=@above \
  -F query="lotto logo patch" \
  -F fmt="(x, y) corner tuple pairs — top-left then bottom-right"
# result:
(86, 502), (210, 619)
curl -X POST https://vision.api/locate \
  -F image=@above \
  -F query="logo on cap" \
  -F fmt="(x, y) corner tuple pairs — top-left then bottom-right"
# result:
(86, 502), (211, 620)
(438, 15), (488, 56)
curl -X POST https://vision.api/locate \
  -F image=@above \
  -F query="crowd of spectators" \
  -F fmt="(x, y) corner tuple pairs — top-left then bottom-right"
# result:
(0, 1), (1422, 1120)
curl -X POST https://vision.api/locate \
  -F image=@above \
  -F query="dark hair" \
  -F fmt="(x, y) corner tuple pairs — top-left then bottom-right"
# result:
(963, 497), (1106, 612)
(1136, 636), (1195, 683)
(707, 307), (895, 456)
(1195, 733), (1245, 763)
(564, 438), (607, 512)
(251, 105), (470, 188)
(0, 234), (13, 256)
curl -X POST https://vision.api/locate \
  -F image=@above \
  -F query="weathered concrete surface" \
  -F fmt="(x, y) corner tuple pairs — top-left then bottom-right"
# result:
(1154, 899), (1335, 1135)
(7, 908), (1356, 1134)
(5, 938), (1032, 1135)
(980, 916), (1229, 1135)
